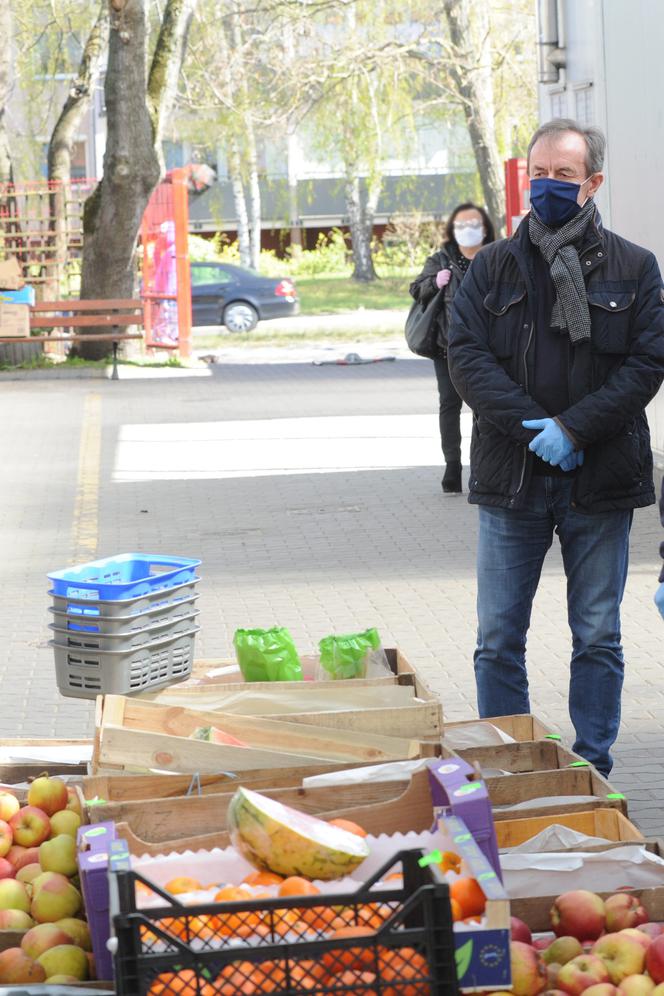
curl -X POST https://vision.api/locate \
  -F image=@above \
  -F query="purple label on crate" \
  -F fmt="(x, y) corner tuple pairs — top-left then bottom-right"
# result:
(435, 763), (460, 775)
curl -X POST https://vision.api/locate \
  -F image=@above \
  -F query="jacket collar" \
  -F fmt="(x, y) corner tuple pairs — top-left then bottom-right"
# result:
(510, 207), (606, 275)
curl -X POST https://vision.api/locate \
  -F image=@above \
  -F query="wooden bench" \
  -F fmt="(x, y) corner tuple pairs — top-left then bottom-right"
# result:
(0, 299), (146, 379)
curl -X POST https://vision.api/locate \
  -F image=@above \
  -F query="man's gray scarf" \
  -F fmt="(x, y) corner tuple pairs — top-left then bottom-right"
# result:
(528, 199), (596, 343)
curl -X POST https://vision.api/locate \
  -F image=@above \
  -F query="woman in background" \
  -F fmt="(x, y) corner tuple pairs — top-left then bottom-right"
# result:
(409, 202), (496, 492)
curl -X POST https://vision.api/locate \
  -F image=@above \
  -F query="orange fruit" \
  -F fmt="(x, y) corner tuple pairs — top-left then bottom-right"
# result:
(438, 850), (462, 875)
(242, 870), (284, 887)
(290, 959), (329, 990)
(378, 948), (429, 996)
(300, 902), (340, 932)
(322, 925), (376, 972)
(164, 876), (203, 895)
(277, 876), (320, 898)
(327, 818), (368, 838)
(215, 961), (256, 996)
(449, 877), (486, 918)
(147, 969), (215, 995)
(214, 885), (252, 902)
(336, 969), (378, 996)
(450, 897), (463, 922)
(383, 872), (403, 883)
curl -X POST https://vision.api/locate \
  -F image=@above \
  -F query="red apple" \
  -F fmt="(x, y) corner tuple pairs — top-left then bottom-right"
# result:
(0, 820), (12, 859)
(551, 891), (607, 941)
(620, 929), (653, 952)
(65, 788), (83, 820)
(0, 857), (15, 880)
(557, 954), (610, 995)
(510, 940), (548, 996)
(26, 778), (67, 818)
(6, 845), (25, 868)
(583, 987), (619, 996)
(543, 938), (584, 966)
(21, 923), (77, 960)
(606, 895), (649, 933)
(0, 792), (19, 823)
(534, 935), (556, 951)
(0, 909), (34, 930)
(645, 935), (664, 984)
(512, 916), (533, 945)
(11, 847), (39, 872)
(0, 947), (45, 984)
(593, 934), (646, 984)
(9, 808), (50, 848)
(618, 976), (655, 996)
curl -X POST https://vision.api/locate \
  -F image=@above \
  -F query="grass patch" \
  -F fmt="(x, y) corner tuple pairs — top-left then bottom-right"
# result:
(0, 353), (183, 372)
(295, 273), (415, 313)
(195, 329), (404, 349)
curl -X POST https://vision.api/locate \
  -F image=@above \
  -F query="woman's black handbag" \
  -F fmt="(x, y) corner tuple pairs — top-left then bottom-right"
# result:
(404, 288), (445, 358)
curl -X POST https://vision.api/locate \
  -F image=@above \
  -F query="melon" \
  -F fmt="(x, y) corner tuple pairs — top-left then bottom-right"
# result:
(228, 787), (370, 881)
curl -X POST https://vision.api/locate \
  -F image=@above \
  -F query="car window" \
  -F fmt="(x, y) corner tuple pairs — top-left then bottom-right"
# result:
(190, 264), (234, 286)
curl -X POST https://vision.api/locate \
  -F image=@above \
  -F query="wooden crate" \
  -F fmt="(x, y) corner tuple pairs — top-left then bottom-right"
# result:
(85, 770), (434, 843)
(107, 768), (442, 856)
(453, 739), (582, 773)
(495, 808), (643, 849)
(512, 881), (664, 932)
(93, 694), (429, 775)
(83, 759), (389, 803)
(485, 764), (626, 818)
(438, 741), (627, 818)
(139, 647), (442, 742)
(0, 737), (91, 785)
(445, 713), (558, 743)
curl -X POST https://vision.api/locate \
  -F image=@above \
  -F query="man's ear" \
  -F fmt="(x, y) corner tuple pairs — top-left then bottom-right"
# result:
(587, 172), (604, 197)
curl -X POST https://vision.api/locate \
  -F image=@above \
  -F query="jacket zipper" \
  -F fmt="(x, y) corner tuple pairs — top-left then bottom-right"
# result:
(511, 322), (535, 505)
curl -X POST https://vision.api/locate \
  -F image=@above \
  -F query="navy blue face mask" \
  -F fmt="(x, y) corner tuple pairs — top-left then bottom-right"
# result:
(529, 177), (590, 227)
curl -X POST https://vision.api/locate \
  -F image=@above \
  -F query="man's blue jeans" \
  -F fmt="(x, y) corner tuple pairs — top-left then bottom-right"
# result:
(474, 475), (632, 775)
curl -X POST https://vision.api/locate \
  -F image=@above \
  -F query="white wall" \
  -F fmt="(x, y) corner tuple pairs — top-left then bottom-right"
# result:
(539, 0), (664, 463)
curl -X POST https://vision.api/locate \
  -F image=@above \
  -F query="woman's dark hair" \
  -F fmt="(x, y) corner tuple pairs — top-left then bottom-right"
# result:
(444, 202), (496, 246)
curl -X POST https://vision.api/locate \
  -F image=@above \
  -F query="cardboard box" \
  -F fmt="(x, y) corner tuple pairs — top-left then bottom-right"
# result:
(0, 256), (24, 290)
(0, 301), (29, 337)
(0, 284), (35, 306)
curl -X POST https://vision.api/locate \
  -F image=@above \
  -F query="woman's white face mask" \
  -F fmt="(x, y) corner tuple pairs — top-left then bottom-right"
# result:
(454, 221), (484, 248)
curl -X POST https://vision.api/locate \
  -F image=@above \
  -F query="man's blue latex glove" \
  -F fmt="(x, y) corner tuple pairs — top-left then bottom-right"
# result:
(559, 450), (584, 472)
(522, 418), (575, 466)
(655, 582), (664, 619)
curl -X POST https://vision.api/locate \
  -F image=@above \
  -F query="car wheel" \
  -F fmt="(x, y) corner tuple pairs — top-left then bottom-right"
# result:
(223, 301), (258, 333)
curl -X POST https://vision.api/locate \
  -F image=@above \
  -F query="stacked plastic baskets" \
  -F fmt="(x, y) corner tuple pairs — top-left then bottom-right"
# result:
(47, 553), (201, 699)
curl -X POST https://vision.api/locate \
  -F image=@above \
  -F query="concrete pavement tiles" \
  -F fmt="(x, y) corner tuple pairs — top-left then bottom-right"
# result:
(0, 359), (662, 832)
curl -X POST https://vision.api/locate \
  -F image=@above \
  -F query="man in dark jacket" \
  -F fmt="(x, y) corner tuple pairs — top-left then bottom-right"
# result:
(448, 118), (664, 775)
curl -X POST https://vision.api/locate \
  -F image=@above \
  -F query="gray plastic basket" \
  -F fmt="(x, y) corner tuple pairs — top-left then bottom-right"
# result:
(48, 578), (200, 620)
(49, 608), (200, 653)
(51, 625), (200, 699)
(48, 593), (199, 637)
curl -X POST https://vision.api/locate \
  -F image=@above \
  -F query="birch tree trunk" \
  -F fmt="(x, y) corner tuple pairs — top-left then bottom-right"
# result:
(444, 0), (506, 235)
(228, 137), (251, 267)
(0, 3), (13, 186)
(48, 1), (109, 296)
(79, 0), (194, 359)
(344, 168), (377, 283)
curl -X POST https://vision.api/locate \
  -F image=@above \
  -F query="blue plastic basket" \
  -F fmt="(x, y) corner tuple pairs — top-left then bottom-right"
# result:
(47, 553), (201, 602)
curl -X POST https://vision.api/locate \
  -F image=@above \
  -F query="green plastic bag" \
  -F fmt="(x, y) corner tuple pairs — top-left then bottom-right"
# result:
(317, 627), (389, 680)
(233, 627), (303, 682)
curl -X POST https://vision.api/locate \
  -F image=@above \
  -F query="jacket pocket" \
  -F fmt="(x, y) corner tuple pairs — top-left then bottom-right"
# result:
(588, 289), (635, 354)
(482, 285), (527, 358)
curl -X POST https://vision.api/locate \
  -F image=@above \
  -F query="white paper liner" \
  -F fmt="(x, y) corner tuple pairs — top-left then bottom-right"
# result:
(493, 794), (600, 812)
(502, 844), (664, 898)
(501, 824), (613, 852)
(302, 758), (430, 788)
(444, 722), (517, 748)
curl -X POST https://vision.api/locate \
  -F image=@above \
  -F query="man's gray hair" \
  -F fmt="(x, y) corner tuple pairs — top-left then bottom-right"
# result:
(527, 118), (606, 175)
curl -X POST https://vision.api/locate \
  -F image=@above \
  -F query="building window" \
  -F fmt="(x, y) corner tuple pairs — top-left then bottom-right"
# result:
(163, 141), (186, 169)
(575, 86), (594, 125)
(550, 89), (567, 118)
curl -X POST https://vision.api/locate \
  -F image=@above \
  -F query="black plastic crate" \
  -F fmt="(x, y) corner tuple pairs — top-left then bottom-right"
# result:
(110, 849), (459, 996)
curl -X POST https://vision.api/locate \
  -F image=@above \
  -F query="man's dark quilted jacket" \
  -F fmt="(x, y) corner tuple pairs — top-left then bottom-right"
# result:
(448, 213), (664, 513)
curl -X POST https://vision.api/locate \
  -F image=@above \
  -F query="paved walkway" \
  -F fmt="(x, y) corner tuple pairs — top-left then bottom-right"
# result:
(1, 356), (662, 832)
